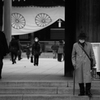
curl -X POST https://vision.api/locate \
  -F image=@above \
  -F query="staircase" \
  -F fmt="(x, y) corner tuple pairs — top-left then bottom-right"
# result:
(0, 80), (100, 100)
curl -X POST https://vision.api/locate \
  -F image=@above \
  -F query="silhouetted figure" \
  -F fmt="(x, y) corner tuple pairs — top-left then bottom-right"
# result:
(26, 43), (31, 59)
(0, 27), (9, 79)
(51, 41), (58, 58)
(32, 37), (41, 66)
(17, 40), (22, 60)
(9, 37), (20, 64)
(57, 40), (64, 62)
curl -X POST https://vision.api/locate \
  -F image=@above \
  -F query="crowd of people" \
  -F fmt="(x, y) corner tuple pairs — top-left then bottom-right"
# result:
(8, 37), (41, 66)
(8, 37), (65, 66)
(0, 29), (65, 79)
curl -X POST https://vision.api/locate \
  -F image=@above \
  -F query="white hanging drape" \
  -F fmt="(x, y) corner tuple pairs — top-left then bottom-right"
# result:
(11, 6), (65, 35)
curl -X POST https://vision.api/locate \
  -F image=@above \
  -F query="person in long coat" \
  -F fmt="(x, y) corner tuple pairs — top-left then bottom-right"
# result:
(0, 27), (9, 79)
(71, 32), (96, 97)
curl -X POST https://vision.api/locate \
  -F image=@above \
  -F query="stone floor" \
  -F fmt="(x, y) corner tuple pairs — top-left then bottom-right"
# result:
(2, 55), (67, 82)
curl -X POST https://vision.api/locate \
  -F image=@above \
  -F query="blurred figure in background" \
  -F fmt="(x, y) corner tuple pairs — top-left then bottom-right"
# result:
(17, 40), (22, 60)
(51, 41), (58, 59)
(26, 43), (31, 59)
(32, 37), (41, 66)
(57, 40), (64, 62)
(0, 26), (9, 79)
(9, 36), (20, 64)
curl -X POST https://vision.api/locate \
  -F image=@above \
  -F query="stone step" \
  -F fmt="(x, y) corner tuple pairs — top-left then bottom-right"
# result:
(0, 81), (68, 87)
(0, 94), (99, 100)
(0, 87), (99, 95)
(0, 81), (100, 87)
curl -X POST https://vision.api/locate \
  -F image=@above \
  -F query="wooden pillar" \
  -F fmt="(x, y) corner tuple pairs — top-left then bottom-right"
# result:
(4, 0), (12, 44)
(65, 0), (76, 77)
(0, 1), (3, 27)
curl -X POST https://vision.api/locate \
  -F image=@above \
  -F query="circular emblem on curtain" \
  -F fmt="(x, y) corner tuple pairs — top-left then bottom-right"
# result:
(35, 13), (52, 27)
(11, 13), (26, 29)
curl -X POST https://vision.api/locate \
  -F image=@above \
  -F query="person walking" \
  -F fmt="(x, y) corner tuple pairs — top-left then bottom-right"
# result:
(71, 32), (96, 97)
(9, 37), (20, 64)
(0, 27), (9, 79)
(32, 37), (41, 66)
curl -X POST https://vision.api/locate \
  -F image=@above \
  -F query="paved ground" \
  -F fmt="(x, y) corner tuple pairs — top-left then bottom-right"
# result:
(2, 52), (99, 82)
(1, 53), (68, 82)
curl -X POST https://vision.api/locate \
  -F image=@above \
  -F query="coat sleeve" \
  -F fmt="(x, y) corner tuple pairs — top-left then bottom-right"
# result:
(71, 43), (76, 67)
(90, 44), (96, 67)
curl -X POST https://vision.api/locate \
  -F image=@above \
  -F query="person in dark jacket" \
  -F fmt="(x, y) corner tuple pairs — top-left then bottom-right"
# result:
(26, 43), (31, 59)
(0, 27), (9, 79)
(17, 40), (22, 60)
(9, 36), (20, 64)
(32, 37), (41, 66)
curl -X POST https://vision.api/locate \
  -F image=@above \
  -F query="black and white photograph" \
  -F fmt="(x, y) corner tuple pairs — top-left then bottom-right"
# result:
(0, 0), (100, 100)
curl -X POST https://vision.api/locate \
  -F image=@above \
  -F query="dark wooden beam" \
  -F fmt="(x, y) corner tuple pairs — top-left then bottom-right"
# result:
(0, 1), (3, 27)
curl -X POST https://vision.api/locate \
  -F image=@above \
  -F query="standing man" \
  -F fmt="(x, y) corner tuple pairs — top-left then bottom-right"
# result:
(71, 32), (96, 97)
(32, 37), (41, 66)
(0, 27), (9, 79)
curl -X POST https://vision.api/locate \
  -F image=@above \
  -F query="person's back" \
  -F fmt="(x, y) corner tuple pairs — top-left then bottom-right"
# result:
(0, 31), (9, 57)
(9, 37), (19, 64)
(9, 38), (19, 51)
(0, 29), (9, 79)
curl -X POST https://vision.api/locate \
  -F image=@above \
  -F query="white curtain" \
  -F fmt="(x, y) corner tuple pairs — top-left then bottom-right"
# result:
(11, 6), (65, 35)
